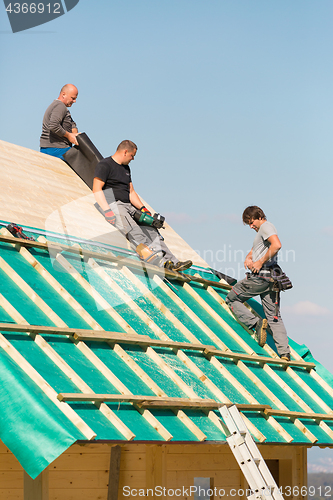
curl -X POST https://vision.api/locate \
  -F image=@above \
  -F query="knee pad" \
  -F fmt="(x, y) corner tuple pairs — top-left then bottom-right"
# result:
(136, 243), (163, 265)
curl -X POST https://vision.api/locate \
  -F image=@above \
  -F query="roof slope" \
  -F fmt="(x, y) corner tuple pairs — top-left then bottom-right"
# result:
(0, 139), (208, 266)
(1, 140), (333, 479)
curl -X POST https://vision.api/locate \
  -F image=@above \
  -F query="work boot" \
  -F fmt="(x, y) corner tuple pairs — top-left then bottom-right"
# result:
(164, 260), (174, 271)
(280, 353), (290, 362)
(173, 260), (193, 272)
(254, 318), (267, 347)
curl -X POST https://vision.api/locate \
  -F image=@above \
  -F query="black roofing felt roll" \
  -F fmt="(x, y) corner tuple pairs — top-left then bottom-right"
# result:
(63, 132), (103, 190)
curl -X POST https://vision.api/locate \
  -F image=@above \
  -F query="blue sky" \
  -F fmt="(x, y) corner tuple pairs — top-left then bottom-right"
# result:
(1, 0), (332, 470)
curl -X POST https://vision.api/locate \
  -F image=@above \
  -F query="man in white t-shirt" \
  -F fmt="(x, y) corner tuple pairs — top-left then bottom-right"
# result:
(225, 206), (290, 361)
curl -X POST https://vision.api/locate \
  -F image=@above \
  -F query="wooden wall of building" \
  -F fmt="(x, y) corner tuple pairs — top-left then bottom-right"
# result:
(0, 440), (307, 500)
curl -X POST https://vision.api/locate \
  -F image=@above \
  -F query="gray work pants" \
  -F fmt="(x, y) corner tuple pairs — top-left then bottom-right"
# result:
(225, 274), (290, 356)
(110, 201), (177, 266)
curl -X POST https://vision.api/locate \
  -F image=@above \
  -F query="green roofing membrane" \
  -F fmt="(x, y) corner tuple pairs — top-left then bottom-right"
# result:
(0, 347), (84, 479)
(163, 280), (259, 353)
(0, 228), (333, 479)
(29, 248), (126, 331)
(184, 351), (249, 403)
(214, 356), (279, 408)
(85, 342), (157, 395)
(122, 346), (188, 398)
(242, 361), (307, 412)
(0, 265), (55, 326)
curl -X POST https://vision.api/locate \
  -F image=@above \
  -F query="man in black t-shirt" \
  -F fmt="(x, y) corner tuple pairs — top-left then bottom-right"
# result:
(93, 140), (192, 271)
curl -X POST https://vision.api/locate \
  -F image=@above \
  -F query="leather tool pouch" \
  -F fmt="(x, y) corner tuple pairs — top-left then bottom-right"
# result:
(270, 265), (293, 291)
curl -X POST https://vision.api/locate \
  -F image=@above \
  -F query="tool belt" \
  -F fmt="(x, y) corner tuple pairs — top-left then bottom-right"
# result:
(269, 264), (293, 292)
(248, 264), (292, 321)
(268, 264), (292, 321)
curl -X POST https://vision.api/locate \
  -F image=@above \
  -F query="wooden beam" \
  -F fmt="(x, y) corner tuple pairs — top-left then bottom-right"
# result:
(57, 393), (271, 412)
(108, 445), (121, 500)
(0, 322), (315, 369)
(264, 409), (333, 421)
(24, 470), (49, 500)
(138, 402), (271, 412)
(0, 322), (151, 341)
(58, 393), (217, 405)
(0, 234), (190, 282)
(0, 322), (316, 370)
(146, 445), (167, 498)
(0, 234), (234, 289)
(208, 356), (258, 405)
(204, 348), (316, 370)
(86, 259), (211, 441)
(186, 274), (231, 291)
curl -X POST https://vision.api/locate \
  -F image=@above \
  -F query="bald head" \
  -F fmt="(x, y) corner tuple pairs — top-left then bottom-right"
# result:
(58, 84), (78, 107)
(116, 140), (138, 153)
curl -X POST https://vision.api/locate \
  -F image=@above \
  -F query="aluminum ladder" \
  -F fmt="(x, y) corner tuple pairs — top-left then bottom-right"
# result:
(219, 405), (284, 500)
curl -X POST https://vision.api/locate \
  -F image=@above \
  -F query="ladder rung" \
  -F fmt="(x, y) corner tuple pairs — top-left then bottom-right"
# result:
(235, 435), (245, 446)
(220, 405), (285, 500)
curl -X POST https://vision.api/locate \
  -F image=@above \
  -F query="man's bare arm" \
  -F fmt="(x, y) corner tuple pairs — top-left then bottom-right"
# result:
(129, 183), (145, 209)
(244, 249), (253, 269)
(93, 178), (110, 211)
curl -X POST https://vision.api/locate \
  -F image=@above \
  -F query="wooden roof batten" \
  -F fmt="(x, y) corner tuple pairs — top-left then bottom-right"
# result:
(57, 393), (333, 422)
(0, 323), (316, 370)
(0, 233), (232, 289)
(57, 394), (269, 410)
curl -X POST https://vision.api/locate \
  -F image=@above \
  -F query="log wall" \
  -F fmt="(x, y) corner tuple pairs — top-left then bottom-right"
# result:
(0, 440), (308, 500)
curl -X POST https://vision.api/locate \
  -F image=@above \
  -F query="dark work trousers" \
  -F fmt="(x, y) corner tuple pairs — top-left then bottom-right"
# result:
(225, 273), (290, 357)
(109, 201), (177, 266)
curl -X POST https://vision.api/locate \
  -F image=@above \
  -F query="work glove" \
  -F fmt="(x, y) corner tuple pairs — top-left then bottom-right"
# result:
(104, 208), (116, 226)
(140, 206), (152, 216)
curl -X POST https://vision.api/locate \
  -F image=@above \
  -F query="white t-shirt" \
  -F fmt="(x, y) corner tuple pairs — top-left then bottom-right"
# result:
(252, 221), (278, 266)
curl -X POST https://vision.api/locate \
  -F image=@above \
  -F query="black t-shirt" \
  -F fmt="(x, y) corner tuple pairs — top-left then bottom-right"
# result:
(94, 156), (132, 204)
